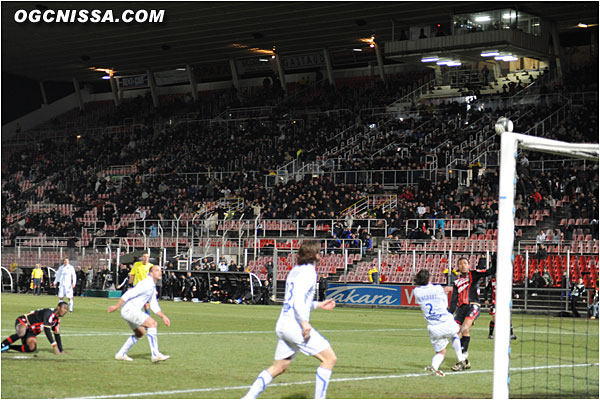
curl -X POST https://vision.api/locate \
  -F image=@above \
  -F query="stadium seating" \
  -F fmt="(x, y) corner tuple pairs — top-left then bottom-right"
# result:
(2, 63), (598, 297)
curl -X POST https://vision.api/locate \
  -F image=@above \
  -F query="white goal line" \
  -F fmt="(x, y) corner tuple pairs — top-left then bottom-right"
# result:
(65, 362), (599, 399)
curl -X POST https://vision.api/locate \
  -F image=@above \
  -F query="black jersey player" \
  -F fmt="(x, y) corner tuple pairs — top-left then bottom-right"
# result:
(1, 301), (68, 354)
(448, 257), (495, 370)
(484, 275), (518, 340)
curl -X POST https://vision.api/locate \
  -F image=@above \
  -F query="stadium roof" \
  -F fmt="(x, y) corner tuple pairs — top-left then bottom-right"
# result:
(1, 1), (598, 82)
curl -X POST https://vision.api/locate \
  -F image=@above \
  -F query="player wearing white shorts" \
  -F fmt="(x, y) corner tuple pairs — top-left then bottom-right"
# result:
(243, 241), (337, 399)
(54, 258), (77, 313)
(107, 265), (171, 363)
(413, 269), (467, 376)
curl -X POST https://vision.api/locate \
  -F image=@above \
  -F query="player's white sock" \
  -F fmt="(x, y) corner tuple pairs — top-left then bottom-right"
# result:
(315, 366), (332, 399)
(117, 335), (138, 356)
(243, 369), (273, 399)
(147, 327), (159, 357)
(451, 336), (465, 362)
(70, 298), (74, 312)
(431, 353), (444, 370)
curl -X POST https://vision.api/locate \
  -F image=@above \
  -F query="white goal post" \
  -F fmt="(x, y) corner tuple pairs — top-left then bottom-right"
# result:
(493, 126), (599, 399)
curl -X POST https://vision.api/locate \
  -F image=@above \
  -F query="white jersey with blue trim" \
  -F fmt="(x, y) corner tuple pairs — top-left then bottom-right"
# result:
(278, 263), (318, 324)
(413, 283), (454, 325)
(121, 276), (161, 314)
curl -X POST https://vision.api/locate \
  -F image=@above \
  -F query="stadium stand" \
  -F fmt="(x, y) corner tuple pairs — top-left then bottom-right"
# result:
(1, 44), (598, 303)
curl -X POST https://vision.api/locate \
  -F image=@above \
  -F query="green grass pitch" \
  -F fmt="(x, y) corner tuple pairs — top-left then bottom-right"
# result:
(1, 293), (598, 399)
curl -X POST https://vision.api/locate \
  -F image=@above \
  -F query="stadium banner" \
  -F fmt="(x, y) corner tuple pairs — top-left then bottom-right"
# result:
(193, 61), (232, 81)
(281, 52), (325, 70)
(401, 285), (453, 306)
(327, 284), (453, 306)
(236, 58), (274, 74)
(326, 283), (402, 306)
(154, 70), (189, 86)
(117, 74), (149, 90)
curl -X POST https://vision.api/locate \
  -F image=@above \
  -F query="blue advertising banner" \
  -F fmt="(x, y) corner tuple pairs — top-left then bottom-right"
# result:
(326, 284), (453, 306)
(326, 283), (402, 306)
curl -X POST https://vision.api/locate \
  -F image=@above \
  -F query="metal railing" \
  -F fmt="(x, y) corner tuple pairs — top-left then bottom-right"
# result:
(0, 246), (106, 269)
(403, 218), (472, 238)
(528, 158), (590, 172)
(388, 77), (436, 107)
(15, 236), (78, 248)
(341, 195), (398, 217)
(516, 239), (599, 255)
(525, 102), (571, 137)
(216, 106), (274, 120)
(266, 168), (437, 188)
(216, 218), (387, 239)
(568, 91), (598, 105)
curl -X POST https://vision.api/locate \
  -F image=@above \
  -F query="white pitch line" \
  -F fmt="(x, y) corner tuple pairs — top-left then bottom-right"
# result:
(0, 328), (423, 337)
(1, 326), (596, 337)
(66, 363), (599, 399)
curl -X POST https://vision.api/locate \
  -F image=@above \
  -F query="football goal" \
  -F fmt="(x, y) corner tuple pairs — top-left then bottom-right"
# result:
(493, 117), (599, 399)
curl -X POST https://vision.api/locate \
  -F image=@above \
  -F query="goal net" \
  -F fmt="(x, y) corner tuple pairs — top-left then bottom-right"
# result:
(493, 122), (599, 399)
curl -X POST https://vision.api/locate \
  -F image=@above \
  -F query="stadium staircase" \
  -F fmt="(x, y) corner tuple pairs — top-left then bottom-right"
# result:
(341, 195), (398, 218)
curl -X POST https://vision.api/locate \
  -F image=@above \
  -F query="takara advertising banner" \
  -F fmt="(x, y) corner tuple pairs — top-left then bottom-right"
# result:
(326, 284), (452, 306)
(326, 284), (403, 306)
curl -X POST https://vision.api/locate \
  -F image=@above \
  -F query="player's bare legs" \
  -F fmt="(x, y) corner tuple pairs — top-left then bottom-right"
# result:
(139, 316), (167, 362)
(266, 358), (292, 378)
(461, 317), (474, 336)
(244, 349), (336, 400)
(452, 319), (474, 371)
(313, 347), (337, 399)
(243, 358), (291, 400)
(1, 324), (37, 353)
(461, 317), (474, 359)
(314, 346), (337, 370)
(114, 315), (169, 362)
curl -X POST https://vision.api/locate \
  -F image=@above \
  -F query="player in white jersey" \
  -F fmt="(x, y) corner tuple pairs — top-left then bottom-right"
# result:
(243, 241), (337, 399)
(413, 269), (467, 376)
(54, 257), (77, 313)
(107, 265), (171, 363)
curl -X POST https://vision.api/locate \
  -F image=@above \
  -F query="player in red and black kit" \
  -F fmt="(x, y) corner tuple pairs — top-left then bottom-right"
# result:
(484, 276), (518, 340)
(1, 301), (68, 355)
(448, 257), (495, 371)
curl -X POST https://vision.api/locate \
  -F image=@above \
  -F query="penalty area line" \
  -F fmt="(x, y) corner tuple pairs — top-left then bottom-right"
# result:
(66, 363), (599, 399)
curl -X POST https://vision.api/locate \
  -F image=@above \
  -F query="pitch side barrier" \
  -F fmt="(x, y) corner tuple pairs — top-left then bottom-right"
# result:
(322, 283), (586, 313)
(2, 265), (57, 294)
(324, 282), (452, 308)
(163, 269), (262, 301)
